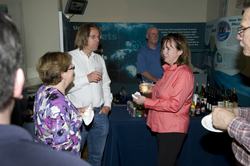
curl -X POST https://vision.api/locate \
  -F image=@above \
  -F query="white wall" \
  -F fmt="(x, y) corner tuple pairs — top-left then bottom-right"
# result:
(21, 0), (60, 87)
(227, 0), (242, 17)
(62, 0), (207, 22)
(206, 0), (242, 22)
(206, 0), (220, 22)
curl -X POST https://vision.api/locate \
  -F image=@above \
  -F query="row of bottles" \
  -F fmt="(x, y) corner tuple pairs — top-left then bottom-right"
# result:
(190, 97), (206, 116)
(191, 83), (238, 116)
(127, 100), (148, 117)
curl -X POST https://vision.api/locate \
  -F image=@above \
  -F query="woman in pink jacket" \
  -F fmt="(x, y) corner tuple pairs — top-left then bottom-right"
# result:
(134, 33), (194, 166)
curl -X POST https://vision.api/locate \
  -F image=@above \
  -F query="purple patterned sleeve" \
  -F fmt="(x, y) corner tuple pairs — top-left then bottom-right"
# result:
(34, 85), (83, 157)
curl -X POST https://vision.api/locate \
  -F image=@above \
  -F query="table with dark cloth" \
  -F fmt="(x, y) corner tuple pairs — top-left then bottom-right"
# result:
(102, 105), (236, 166)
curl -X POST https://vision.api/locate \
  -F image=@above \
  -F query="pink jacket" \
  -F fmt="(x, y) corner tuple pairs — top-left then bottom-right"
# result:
(145, 64), (194, 133)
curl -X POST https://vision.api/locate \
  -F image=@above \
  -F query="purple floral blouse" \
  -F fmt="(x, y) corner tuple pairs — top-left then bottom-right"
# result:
(33, 85), (83, 157)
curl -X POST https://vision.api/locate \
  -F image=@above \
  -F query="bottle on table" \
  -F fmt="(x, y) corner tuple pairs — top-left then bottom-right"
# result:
(127, 101), (132, 111)
(211, 89), (217, 111)
(232, 88), (238, 107)
(195, 83), (199, 94)
(190, 101), (195, 117)
(224, 90), (230, 107)
(137, 110), (142, 117)
(221, 85), (225, 99)
(199, 84), (205, 100)
(195, 97), (201, 116)
(207, 87), (211, 112)
(217, 89), (224, 107)
(228, 89), (233, 108)
(209, 88), (215, 112)
(201, 98), (205, 116)
(193, 83), (199, 106)
(203, 84), (208, 112)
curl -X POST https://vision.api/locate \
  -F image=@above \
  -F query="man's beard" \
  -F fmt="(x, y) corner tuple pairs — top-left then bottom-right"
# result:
(240, 40), (250, 56)
(240, 41), (244, 47)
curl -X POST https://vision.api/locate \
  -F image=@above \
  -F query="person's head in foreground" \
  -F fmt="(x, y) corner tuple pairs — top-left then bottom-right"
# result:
(0, 11), (24, 121)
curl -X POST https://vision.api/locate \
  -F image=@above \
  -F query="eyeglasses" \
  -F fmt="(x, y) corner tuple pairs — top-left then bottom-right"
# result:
(238, 26), (250, 36)
(167, 33), (182, 42)
(89, 35), (102, 40)
(68, 64), (75, 70)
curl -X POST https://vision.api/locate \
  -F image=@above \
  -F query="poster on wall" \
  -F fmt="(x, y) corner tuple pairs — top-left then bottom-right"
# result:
(0, 4), (8, 13)
(69, 22), (205, 95)
(205, 15), (250, 101)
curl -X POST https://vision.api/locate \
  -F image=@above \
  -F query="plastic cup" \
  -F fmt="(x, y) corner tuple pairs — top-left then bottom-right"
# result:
(140, 81), (149, 92)
(95, 67), (103, 74)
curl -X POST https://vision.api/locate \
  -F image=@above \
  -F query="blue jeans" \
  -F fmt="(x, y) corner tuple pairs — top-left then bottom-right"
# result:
(81, 104), (109, 166)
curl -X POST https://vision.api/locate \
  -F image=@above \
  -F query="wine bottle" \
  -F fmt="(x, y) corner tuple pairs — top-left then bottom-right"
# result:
(201, 98), (205, 116)
(228, 89), (233, 108)
(203, 85), (208, 112)
(211, 89), (217, 111)
(199, 84), (205, 99)
(217, 89), (224, 107)
(208, 88), (213, 112)
(190, 101), (195, 116)
(195, 97), (201, 116)
(232, 88), (238, 107)
(224, 90), (229, 107)
(193, 83), (199, 106)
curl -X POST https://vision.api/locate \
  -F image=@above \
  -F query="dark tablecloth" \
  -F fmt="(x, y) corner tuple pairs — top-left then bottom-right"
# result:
(102, 105), (236, 166)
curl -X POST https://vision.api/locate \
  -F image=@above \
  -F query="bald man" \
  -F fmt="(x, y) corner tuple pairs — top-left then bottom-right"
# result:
(137, 27), (164, 83)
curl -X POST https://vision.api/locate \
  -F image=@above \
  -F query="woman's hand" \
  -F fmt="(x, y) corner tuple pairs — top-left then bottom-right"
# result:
(133, 95), (146, 105)
(78, 107), (88, 116)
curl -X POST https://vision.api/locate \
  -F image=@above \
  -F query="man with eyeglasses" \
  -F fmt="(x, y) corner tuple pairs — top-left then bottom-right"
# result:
(67, 23), (113, 166)
(212, 7), (250, 166)
(137, 27), (164, 83)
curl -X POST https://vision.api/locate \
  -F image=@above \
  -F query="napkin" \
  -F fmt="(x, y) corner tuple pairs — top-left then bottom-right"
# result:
(82, 104), (94, 126)
(132, 91), (141, 99)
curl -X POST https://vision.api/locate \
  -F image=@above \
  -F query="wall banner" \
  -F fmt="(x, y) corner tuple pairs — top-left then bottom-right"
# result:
(69, 22), (205, 95)
(205, 15), (250, 104)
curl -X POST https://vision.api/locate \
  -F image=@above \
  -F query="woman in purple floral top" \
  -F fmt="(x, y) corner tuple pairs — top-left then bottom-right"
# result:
(34, 52), (84, 157)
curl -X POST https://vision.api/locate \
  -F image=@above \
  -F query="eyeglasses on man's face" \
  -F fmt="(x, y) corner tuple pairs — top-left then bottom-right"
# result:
(89, 35), (102, 40)
(238, 26), (250, 37)
(68, 64), (75, 70)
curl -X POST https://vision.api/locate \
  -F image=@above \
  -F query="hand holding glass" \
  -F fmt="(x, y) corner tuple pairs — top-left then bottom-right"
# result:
(95, 67), (102, 82)
(95, 67), (103, 74)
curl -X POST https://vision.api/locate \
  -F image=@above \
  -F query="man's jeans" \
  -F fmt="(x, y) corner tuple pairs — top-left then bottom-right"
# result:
(81, 104), (109, 166)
